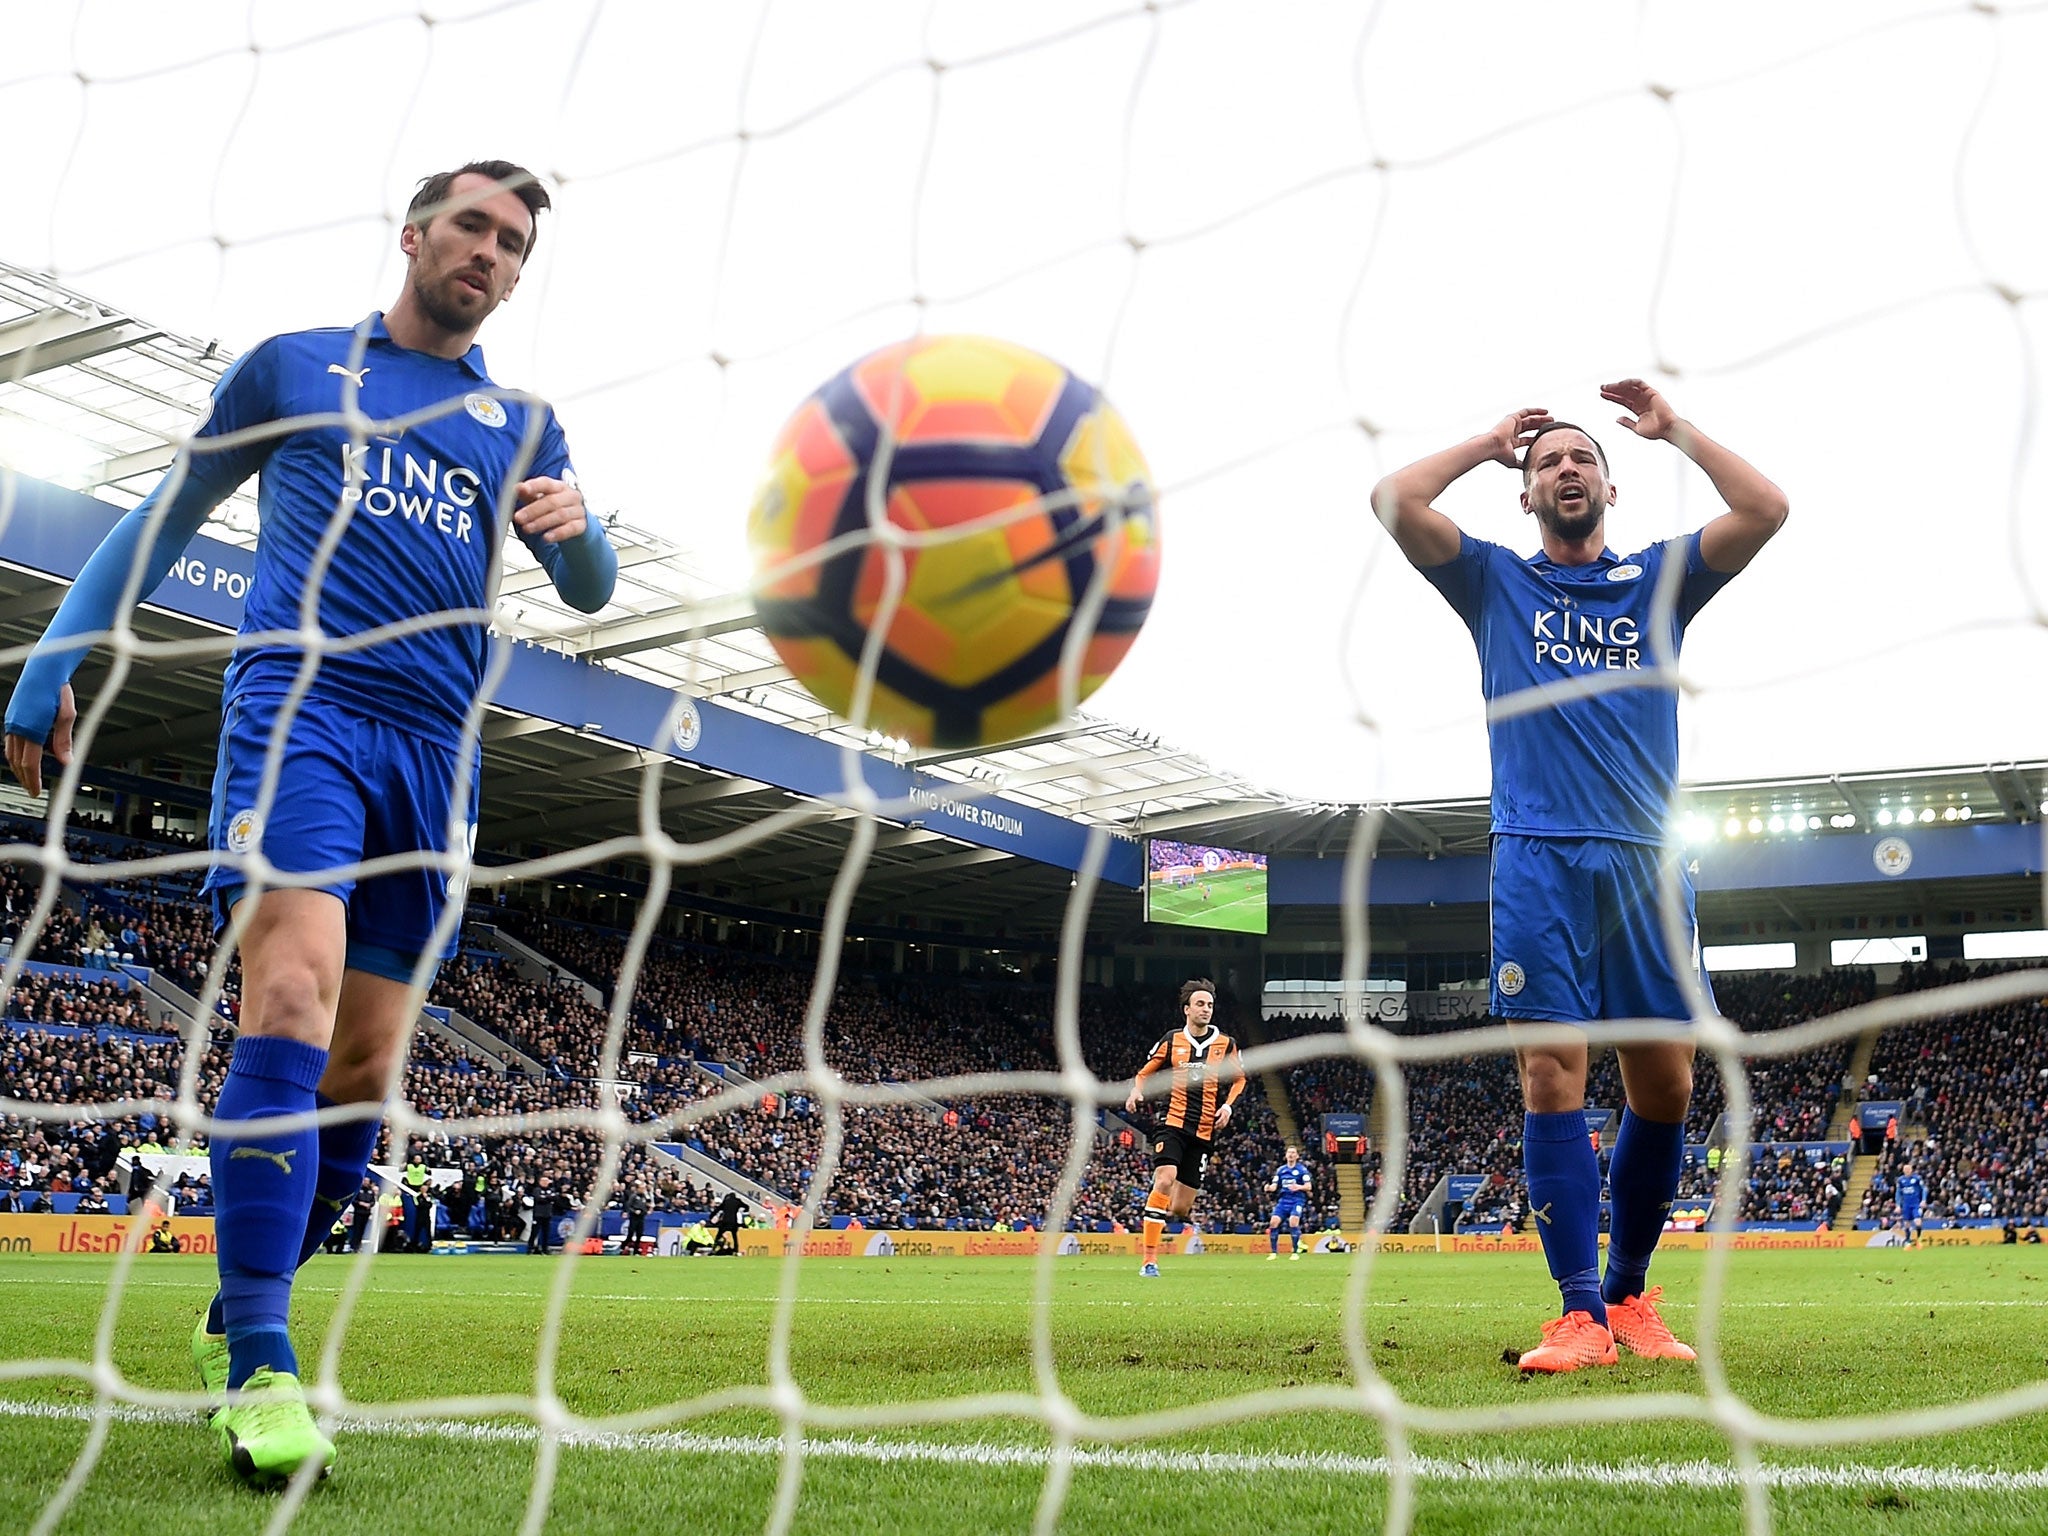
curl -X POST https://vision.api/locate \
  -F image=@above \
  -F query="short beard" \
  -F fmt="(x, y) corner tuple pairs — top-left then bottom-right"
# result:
(1535, 498), (1601, 544)
(412, 268), (487, 334)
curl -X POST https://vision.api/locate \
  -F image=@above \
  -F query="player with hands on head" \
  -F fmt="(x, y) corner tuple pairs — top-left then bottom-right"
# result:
(1372, 376), (1788, 1372)
(1125, 978), (1244, 1277)
(3, 160), (618, 1485)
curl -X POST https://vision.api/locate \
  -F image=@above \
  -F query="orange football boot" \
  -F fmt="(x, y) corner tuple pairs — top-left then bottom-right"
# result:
(1516, 1310), (1619, 1373)
(1606, 1286), (1697, 1361)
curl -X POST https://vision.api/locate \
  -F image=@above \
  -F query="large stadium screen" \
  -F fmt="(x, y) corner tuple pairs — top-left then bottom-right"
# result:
(1144, 841), (1269, 935)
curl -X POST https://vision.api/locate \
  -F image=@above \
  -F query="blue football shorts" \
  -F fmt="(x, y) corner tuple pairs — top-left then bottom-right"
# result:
(1488, 834), (1713, 1025)
(1272, 1197), (1306, 1223)
(201, 691), (478, 982)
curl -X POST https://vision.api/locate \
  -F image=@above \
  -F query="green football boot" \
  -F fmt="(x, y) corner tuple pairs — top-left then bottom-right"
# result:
(214, 1367), (335, 1488)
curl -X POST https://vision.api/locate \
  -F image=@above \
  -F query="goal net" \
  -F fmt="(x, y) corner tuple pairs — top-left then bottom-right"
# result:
(3, 3), (2047, 1533)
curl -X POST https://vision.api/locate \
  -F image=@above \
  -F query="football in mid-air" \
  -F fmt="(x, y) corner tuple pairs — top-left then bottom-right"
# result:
(746, 335), (1160, 749)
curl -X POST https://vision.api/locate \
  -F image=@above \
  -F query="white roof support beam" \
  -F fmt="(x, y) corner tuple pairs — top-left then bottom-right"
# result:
(76, 442), (182, 489)
(904, 719), (1113, 766)
(987, 746), (1169, 790)
(1132, 798), (1288, 837)
(1386, 807), (1444, 857)
(569, 594), (760, 660)
(0, 308), (157, 381)
(1077, 774), (1235, 816)
(706, 663), (793, 695)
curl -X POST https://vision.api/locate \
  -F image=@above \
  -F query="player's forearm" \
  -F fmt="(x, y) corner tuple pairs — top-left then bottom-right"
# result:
(1370, 435), (1489, 567)
(4, 487), (213, 741)
(1672, 420), (1788, 530)
(541, 517), (619, 614)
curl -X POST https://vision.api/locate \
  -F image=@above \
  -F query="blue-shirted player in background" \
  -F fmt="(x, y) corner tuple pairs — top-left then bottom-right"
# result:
(1896, 1162), (1928, 1245)
(1266, 1143), (1313, 1260)
(1374, 380), (1787, 1373)
(4, 161), (618, 1484)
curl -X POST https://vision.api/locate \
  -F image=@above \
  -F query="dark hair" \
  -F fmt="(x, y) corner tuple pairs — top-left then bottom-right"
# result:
(1179, 977), (1216, 1009)
(1521, 421), (1608, 482)
(407, 161), (551, 258)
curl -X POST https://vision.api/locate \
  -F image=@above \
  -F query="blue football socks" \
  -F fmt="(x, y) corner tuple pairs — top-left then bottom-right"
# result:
(295, 1093), (382, 1268)
(1602, 1107), (1686, 1306)
(211, 1035), (327, 1388)
(1524, 1109), (1606, 1326)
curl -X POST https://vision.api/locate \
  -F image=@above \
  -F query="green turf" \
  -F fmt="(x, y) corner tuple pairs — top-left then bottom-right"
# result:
(3, 1248), (2046, 1534)
(1146, 867), (1267, 933)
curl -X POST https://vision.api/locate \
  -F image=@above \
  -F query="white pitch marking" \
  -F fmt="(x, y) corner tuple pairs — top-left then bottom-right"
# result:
(2, 1397), (2046, 1494)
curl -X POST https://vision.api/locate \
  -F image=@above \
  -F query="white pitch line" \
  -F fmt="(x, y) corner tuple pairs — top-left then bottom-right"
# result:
(1, 1397), (2045, 1494)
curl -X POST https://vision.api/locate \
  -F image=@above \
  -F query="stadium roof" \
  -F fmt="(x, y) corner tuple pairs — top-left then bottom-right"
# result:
(3, 261), (2043, 934)
(0, 262), (1286, 830)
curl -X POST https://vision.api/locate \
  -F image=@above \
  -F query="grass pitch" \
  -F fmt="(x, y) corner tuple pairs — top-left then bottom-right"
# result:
(3, 1248), (2047, 1534)
(1145, 867), (1268, 933)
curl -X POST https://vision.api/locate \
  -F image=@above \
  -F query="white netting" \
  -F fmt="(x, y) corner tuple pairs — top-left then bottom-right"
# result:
(4, 3), (2048, 1534)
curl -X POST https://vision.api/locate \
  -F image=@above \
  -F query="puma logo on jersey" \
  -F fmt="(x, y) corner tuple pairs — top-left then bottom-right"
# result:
(327, 363), (370, 387)
(230, 1147), (296, 1175)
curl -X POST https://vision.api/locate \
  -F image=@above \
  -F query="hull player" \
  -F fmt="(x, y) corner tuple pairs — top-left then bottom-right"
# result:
(4, 162), (618, 1482)
(1125, 977), (1245, 1276)
(1373, 380), (1787, 1372)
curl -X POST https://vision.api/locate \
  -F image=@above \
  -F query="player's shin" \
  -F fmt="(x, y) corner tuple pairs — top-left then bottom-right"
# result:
(296, 1094), (382, 1266)
(1142, 1200), (1170, 1263)
(1524, 1109), (1605, 1325)
(1602, 1107), (1686, 1305)
(211, 1036), (328, 1388)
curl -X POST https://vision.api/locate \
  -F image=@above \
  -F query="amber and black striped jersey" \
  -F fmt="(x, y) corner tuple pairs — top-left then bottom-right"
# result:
(1135, 1026), (1245, 1140)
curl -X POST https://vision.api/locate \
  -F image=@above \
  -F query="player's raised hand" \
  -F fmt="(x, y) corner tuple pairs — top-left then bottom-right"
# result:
(1488, 406), (1552, 468)
(1603, 378), (1680, 442)
(4, 683), (75, 799)
(513, 476), (587, 544)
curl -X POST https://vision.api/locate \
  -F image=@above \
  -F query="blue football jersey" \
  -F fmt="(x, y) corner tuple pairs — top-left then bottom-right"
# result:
(1420, 531), (1733, 843)
(173, 314), (598, 745)
(1273, 1161), (1312, 1199)
(1896, 1174), (1927, 1213)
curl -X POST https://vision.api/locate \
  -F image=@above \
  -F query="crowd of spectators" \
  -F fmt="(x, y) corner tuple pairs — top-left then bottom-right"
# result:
(1856, 961), (2048, 1227)
(9, 851), (2048, 1237)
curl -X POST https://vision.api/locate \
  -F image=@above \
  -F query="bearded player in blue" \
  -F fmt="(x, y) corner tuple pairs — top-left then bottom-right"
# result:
(1374, 381), (1787, 1373)
(3, 162), (617, 1481)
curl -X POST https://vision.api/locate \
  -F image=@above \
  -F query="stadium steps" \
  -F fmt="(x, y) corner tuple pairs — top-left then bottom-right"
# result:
(476, 923), (606, 1008)
(1834, 1154), (1878, 1231)
(1234, 1011), (1304, 1149)
(1335, 1162), (1369, 1235)
(1826, 1028), (1883, 1140)
(432, 1006), (544, 1077)
(651, 1140), (787, 1217)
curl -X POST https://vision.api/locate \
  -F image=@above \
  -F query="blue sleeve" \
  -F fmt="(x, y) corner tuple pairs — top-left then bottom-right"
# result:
(514, 406), (617, 615)
(3, 343), (280, 743)
(1675, 530), (1737, 627)
(1416, 532), (1489, 635)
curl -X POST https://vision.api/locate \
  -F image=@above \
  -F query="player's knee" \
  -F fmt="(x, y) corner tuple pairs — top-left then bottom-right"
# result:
(319, 1039), (403, 1103)
(1517, 1051), (1586, 1112)
(240, 961), (337, 1043)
